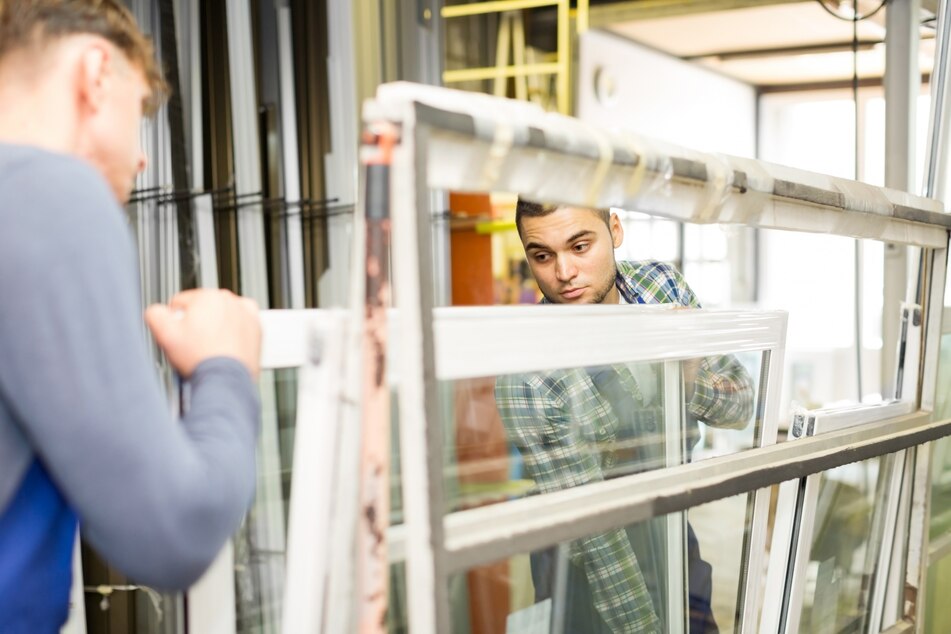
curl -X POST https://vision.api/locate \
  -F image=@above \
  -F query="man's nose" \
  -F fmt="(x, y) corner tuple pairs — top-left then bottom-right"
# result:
(136, 152), (147, 174)
(555, 255), (577, 281)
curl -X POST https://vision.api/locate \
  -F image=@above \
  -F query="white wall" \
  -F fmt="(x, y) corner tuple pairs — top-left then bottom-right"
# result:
(758, 92), (888, 407)
(578, 29), (758, 306)
(577, 29), (756, 157)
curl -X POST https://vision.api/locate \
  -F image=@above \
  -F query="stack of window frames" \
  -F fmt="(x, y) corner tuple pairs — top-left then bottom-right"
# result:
(364, 79), (951, 634)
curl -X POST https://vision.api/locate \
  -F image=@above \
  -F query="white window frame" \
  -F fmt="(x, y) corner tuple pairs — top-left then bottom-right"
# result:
(760, 400), (915, 634)
(366, 82), (951, 634)
(186, 309), (351, 634)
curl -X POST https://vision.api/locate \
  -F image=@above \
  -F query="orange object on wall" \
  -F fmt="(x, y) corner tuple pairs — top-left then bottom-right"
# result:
(449, 192), (512, 633)
(449, 192), (495, 307)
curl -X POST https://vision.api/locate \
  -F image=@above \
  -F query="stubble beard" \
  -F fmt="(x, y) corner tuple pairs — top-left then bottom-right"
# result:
(542, 268), (617, 305)
(590, 273), (617, 304)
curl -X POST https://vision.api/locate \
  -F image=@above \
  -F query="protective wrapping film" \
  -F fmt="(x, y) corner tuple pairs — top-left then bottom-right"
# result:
(372, 81), (946, 244)
(827, 179), (891, 240)
(694, 152), (735, 223)
(617, 130), (675, 213)
(723, 156), (775, 225)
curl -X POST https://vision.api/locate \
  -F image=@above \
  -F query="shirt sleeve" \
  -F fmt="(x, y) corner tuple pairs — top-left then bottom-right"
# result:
(495, 374), (661, 633)
(688, 355), (755, 428)
(0, 156), (260, 590)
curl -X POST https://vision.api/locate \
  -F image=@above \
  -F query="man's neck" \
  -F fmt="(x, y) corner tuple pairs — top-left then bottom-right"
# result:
(0, 71), (78, 154)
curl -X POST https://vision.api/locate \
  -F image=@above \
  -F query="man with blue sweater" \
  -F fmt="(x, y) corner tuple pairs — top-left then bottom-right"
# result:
(0, 2), (262, 631)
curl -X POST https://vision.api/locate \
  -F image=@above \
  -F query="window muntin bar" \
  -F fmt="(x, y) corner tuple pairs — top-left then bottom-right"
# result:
(384, 412), (941, 567)
(259, 306), (786, 378)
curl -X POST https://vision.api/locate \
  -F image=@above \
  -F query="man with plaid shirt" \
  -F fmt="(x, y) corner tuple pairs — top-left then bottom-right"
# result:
(495, 200), (754, 633)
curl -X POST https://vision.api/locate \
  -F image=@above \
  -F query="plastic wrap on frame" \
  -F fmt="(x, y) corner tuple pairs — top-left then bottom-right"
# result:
(580, 121), (615, 207)
(754, 198), (946, 246)
(526, 113), (620, 207)
(762, 163), (901, 240)
(882, 188), (943, 213)
(616, 138), (721, 223)
(722, 156), (774, 225)
(619, 130), (674, 208)
(374, 81), (545, 125)
(373, 82), (946, 240)
(695, 152), (735, 222)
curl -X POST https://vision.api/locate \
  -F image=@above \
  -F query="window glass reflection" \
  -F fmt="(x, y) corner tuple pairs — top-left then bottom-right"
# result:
(399, 492), (757, 633)
(234, 368), (298, 632)
(429, 351), (764, 517)
(930, 333), (951, 540)
(790, 456), (892, 633)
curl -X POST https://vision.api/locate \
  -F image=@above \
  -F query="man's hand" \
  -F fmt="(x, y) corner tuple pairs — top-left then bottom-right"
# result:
(683, 357), (701, 400)
(145, 289), (261, 380)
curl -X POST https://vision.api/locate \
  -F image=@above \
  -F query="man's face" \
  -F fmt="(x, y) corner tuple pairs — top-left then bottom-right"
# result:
(84, 50), (149, 203)
(520, 207), (623, 304)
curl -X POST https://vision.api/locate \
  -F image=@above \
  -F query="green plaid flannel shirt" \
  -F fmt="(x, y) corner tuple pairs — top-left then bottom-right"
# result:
(495, 260), (754, 633)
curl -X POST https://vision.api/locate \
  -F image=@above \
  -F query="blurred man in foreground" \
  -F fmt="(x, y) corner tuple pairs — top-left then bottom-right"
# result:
(0, 2), (262, 630)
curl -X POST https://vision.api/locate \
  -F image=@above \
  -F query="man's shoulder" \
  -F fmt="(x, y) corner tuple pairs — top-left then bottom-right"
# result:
(616, 260), (693, 306)
(616, 259), (679, 282)
(0, 144), (130, 275)
(0, 144), (123, 234)
(0, 143), (115, 210)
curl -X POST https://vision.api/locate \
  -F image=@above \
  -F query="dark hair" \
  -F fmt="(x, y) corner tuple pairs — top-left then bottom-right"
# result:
(0, 0), (167, 114)
(514, 198), (611, 237)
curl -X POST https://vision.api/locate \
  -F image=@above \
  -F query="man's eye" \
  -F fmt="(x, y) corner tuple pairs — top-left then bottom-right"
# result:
(533, 253), (551, 263)
(573, 242), (589, 252)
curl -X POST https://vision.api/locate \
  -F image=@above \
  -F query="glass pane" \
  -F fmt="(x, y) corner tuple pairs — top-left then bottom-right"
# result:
(435, 351), (765, 515)
(758, 229), (885, 415)
(930, 436), (951, 540)
(790, 455), (892, 634)
(233, 367), (298, 632)
(387, 559), (473, 634)
(689, 496), (749, 632)
(924, 549), (951, 634)
(434, 491), (753, 634)
(930, 332), (951, 539)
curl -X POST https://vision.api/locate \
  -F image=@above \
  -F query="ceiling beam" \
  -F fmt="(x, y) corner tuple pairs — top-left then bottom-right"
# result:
(587, 0), (810, 26)
(587, 0), (936, 27)
(682, 39), (882, 61)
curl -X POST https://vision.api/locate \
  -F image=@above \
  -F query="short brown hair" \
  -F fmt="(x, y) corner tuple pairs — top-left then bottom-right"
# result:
(514, 198), (611, 237)
(0, 0), (167, 113)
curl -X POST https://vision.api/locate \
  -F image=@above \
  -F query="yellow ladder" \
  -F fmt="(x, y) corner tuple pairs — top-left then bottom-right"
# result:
(441, 0), (590, 115)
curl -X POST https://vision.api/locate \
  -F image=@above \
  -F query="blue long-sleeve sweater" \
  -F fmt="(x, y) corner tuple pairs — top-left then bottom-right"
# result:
(0, 144), (261, 632)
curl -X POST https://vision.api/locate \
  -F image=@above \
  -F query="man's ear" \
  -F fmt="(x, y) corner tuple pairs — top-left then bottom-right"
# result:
(77, 44), (110, 113)
(609, 212), (624, 248)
